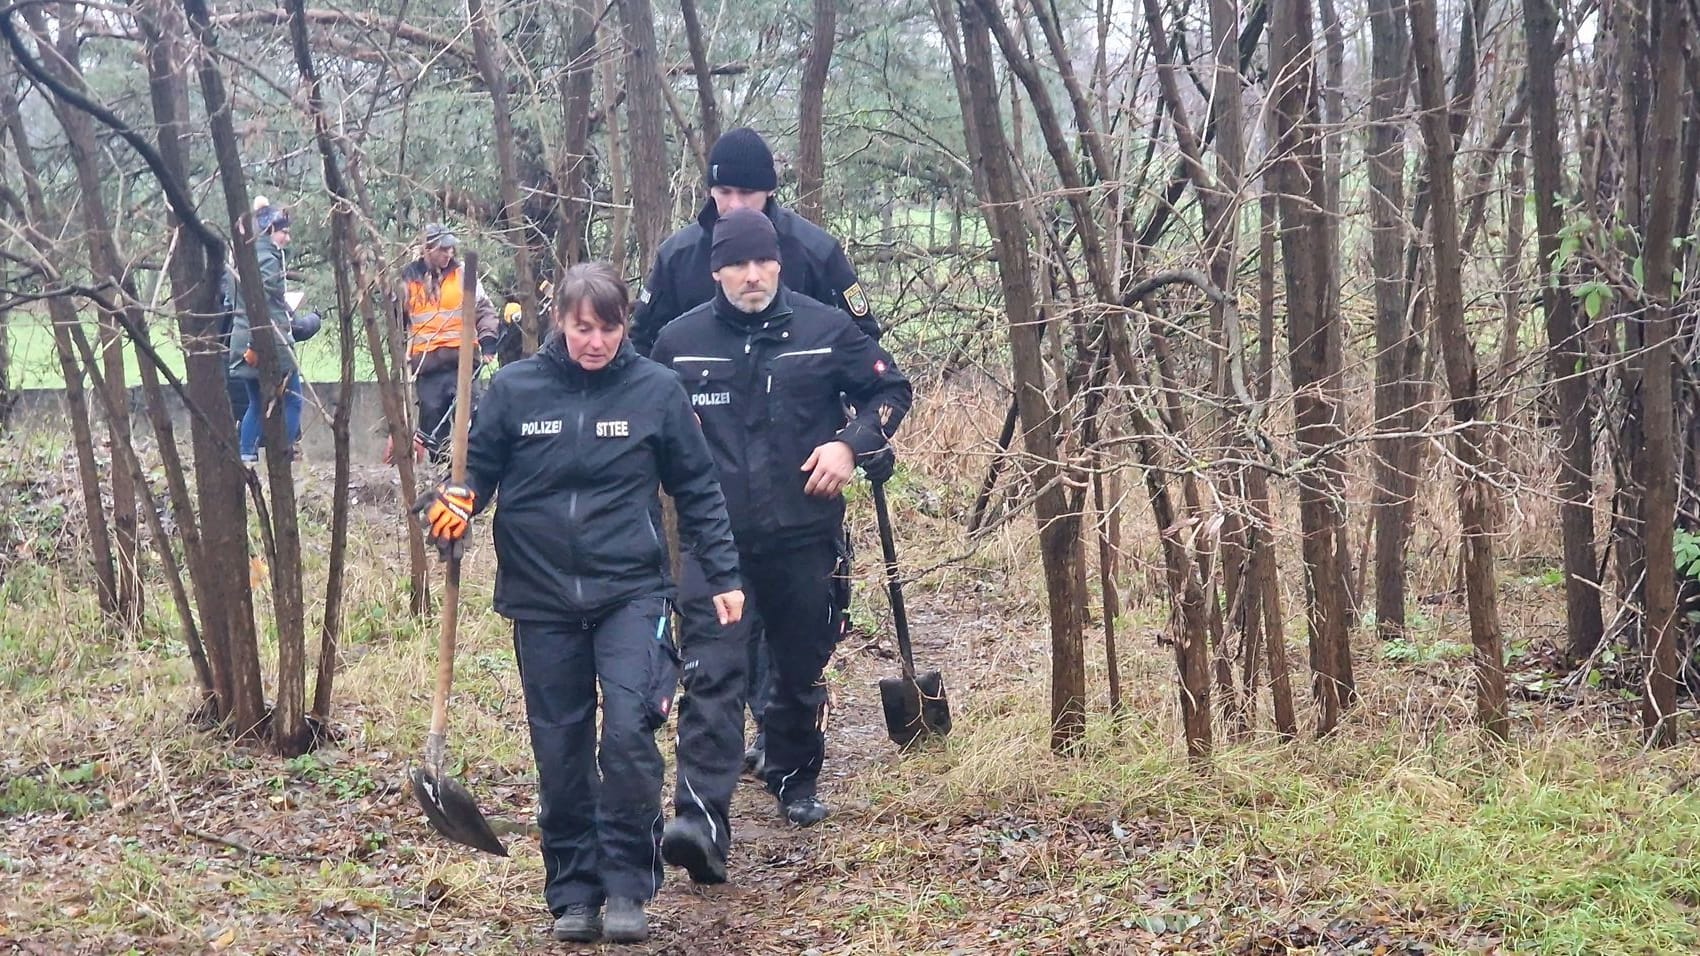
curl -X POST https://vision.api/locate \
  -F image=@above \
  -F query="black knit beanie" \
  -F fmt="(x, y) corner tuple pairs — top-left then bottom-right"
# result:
(710, 208), (781, 271)
(707, 128), (778, 192)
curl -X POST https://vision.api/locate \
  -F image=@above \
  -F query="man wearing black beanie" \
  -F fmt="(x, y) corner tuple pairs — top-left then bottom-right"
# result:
(651, 206), (911, 882)
(631, 128), (889, 824)
(629, 127), (880, 353)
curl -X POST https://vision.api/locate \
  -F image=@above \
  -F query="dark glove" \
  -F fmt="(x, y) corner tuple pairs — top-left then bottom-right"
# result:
(411, 482), (475, 561)
(861, 445), (896, 485)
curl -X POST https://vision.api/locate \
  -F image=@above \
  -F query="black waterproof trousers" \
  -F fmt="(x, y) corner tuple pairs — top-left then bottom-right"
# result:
(414, 365), (458, 461)
(673, 537), (848, 850)
(513, 596), (681, 913)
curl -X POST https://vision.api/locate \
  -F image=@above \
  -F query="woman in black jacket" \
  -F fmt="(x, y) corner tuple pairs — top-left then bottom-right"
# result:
(417, 262), (744, 945)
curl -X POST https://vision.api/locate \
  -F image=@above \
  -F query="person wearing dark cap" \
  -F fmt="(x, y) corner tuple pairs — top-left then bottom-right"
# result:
(227, 199), (302, 464)
(629, 127), (881, 354)
(650, 208), (912, 881)
(631, 126), (889, 791)
(393, 223), (500, 464)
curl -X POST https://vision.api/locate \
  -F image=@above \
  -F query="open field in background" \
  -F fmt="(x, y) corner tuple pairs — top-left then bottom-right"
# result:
(3, 311), (376, 391)
(2, 380), (1698, 954)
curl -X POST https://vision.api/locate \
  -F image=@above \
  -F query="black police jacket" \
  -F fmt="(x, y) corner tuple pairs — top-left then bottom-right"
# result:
(463, 334), (741, 620)
(650, 286), (913, 554)
(630, 197), (880, 355)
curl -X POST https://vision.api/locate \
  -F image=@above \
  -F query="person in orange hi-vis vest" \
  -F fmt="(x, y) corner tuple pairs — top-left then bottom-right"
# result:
(388, 223), (500, 464)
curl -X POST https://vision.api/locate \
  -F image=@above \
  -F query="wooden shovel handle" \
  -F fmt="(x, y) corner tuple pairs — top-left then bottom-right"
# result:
(428, 251), (481, 742)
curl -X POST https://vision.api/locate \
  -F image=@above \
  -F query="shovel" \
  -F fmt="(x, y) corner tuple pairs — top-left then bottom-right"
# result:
(410, 250), (507, 857)
(872, 480), (953, 747)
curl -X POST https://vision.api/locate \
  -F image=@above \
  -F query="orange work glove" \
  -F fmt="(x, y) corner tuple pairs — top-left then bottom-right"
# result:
(410, 482), (476, 561)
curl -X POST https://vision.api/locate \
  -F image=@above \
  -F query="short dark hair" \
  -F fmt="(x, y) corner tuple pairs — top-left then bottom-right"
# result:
(552, 262), (630, 328)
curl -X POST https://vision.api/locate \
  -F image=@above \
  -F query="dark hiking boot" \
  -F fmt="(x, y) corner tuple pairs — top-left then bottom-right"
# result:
(603, 897), (648, 944)
(662, 816), (728, 884)
(551, 903), (601, 943)
(782, 795), (830, 827)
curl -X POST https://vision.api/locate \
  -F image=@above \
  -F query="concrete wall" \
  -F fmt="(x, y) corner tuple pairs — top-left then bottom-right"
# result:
(6, 380), (395, 464)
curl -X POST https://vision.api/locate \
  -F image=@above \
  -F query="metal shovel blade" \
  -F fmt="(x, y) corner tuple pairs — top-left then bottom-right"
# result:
(879, 669), (952, 747)
(410, 763), (509, 857)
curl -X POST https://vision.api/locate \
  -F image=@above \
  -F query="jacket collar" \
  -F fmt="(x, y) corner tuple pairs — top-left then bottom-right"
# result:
(540, 331), (637, 389)
(712, 284), (794, 335)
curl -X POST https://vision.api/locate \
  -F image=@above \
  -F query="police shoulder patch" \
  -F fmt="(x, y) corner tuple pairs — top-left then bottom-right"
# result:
(843, 282), (869, 317)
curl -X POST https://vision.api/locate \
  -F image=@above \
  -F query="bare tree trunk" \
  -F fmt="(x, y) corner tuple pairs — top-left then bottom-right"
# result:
(35, 6), (143, 627)
(1093, 464), (1124, 722)
(0, 79), (121, 621)
(10, 0), (266, 727)
(286, 0), (356, 724)
(948, 0), (1089, 754)
(1256, 186), (1297, 739)
(678, 0), (720, 163)
(184, 0), (310, 750)
(1489, 145), (1528, 529)
(1635, 0), (1686, 746)
(468, 0), (539, 357)
(1268, 0), (1351, 736)
(556, 0), (596, 267)
(1408, 0), (1508, 740)
(63, 321), (213, 693)
(1523, 0), (1605, 661)
(796, 0), (837, 224)
(1318, 0), (1360, 622)
(600, 28), (630, 273)
(1367, 0), (1413, 642)
(616, 0), (670, 268)
(132, 0), (257, 724)
(1206, 0), (1255, 734)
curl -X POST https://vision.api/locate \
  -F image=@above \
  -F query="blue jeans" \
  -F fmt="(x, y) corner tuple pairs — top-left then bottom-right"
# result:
(239, 371), (303, 459)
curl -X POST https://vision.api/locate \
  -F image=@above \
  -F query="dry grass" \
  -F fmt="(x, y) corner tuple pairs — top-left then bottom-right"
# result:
(2, 378), (1697, 954)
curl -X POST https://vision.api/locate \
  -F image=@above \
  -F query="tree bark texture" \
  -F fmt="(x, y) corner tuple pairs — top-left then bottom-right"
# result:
(1408, 0), (1508, 740)
(286, 0), (356, 726)
(134, 0), (257, 723)
(1267, 0), (1352, 736)
(678, 0), (721, 159)
(185, 0), (304, 745)
(467, 0), (539, 357)
(1523, 0), (1605, 661)
(36, 6), (143, 627)
(616, 0), (669, 269)
(796, 0), (837, 224)
(0, 74), (121, 624)
(951, 0), (1089, 754)
(555, 0), (596, 267)
(1634, 0), (1686, 746)
(1366, 0), (1414, 642)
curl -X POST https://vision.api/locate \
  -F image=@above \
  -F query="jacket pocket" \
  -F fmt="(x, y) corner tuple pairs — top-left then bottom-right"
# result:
(642, 608), (684, 731)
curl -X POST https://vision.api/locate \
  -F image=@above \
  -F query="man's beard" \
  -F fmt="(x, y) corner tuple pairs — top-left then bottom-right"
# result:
(732, 287), (775, 314)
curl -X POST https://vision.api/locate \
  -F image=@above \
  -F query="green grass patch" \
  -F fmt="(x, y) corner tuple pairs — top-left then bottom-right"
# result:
(5, 310), (372, 389)
(851, 695), (1700, 954)
(0, 765), (105, 819)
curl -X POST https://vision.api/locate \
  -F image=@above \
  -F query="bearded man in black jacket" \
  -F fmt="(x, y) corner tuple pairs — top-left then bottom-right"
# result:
(650, 209), (912, 884)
